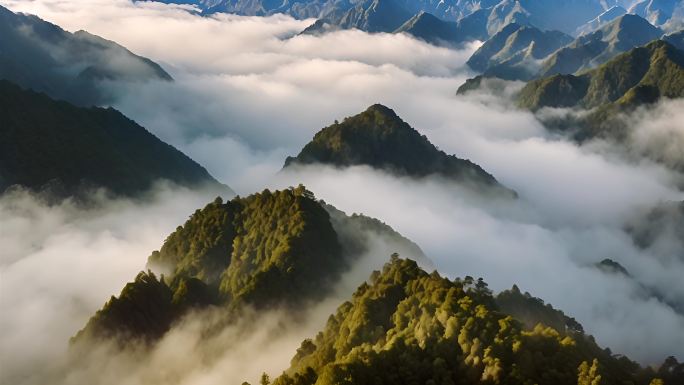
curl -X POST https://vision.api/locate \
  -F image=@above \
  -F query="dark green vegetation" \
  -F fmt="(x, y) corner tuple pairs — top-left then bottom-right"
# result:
(539, 15), (663, 78)
(0, 80), (224, 198)
(271, 257), (669, 385)
(517, 40), (684, 140)
(284, 104), (514, 196)
(466, 23), (573, 81)
(456, 75), (512, 96)
(595, 259), (631, 277)
(0, 5), (171, 106)
(74, 186), (429, 343)
(495, 285), (584, 335)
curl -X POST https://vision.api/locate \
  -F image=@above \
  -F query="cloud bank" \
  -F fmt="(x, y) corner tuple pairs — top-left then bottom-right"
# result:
(1, 1), (684, 384)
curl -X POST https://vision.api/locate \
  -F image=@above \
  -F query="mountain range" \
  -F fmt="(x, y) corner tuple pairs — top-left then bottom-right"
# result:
(575, 5), (628, 35)
(538, 14), (664, 78)
(149, 0), (684, 60)
(0, 5), (171, 106)
(0, 80), (226, 198)
(466, 23), (573, 80)
(284, 104), (515, 196)
(72, 185), (680, 384)
(517, 39), (684, 140)
(3, 3), (684, 385)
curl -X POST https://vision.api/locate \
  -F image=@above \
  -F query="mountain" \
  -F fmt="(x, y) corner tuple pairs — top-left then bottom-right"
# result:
(394, 10), (490, 46)
(595, 258), (631, 276)
(518, 39), (684, 108)
(518, 40), (684, 140)
(466, 23), (573, 81)
(270, 256), (662, 385)
(629, 0), (681, 27)
(663, 29), (684, 50)
(323, 203), (430, 269)
(626, 201), (684, 253)
(302, 0), (413, 34)
(485, 0), (608, 36)
(74, 186), (431, 343)
(394, 12), (462, 45)
(575, 5), (627, 35)
(539, 14), (663, 77)
(283, 104), (514, 196)
(0, 80), (225, 198)
(0, 5), (172, 106)
(152, 0), (501, 21)
(495, 284), (585, 334)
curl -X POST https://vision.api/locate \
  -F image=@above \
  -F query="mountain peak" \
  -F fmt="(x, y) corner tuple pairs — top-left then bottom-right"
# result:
(284, 105), (514, 196)
(601, 13), (662, 41)
(365, 103), (399, 116)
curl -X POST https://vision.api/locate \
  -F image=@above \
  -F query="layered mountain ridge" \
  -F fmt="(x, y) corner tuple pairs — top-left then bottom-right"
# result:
(517, 39), (684, 141)
(0, 80), (227, 199)
(539, 14), (664, 78)
(467, 23), (574, 80)
(0, 5), (171, 106)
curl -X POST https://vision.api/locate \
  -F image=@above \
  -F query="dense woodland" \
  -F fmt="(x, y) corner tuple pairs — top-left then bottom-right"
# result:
(0, 80), (223, 198)
(268, 257), (680, 385)
(73, 186), (683, 385)
(284, 104), (514, 196)
(74, 186), (348, 342)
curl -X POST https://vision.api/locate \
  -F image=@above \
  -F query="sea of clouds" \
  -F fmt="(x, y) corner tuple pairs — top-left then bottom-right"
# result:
(2, 0), (684, 383)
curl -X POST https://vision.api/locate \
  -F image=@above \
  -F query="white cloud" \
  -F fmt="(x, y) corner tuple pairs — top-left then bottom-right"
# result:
(1, 0), (684, 381)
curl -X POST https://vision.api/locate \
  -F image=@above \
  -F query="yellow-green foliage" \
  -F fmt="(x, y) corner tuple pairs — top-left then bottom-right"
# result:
(76, 186), (345, 342)
(273, 257), (650, 385)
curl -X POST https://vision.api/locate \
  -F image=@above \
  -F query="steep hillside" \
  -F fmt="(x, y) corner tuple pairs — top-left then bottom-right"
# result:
(153, 0), (500, 21)
(663, 29), (684, 51)
(301, 0), (413, 34)
(467, 23), (573, 80)
(0, 5), (171, 106)
(518, 40), (684, 113)
(0, 80), (225, 198)
(74, 187), (431, 343)
(485, 0), (607, 36)
(629, 0), (681, 27)
(284, 104), (514, 196)
(394, 12), (462, 45)
(539, 14), (663, 77)
(575, 5), (628, 35)
(271, 257), (662, 385)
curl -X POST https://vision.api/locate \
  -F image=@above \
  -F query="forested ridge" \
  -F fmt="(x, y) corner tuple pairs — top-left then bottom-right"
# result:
(74, 186), (429, 344)
(284, 104), (514, 196)
(74, 186), (347, 342)
(267, 257), (679, 385)
(0, 80), (224, 198)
